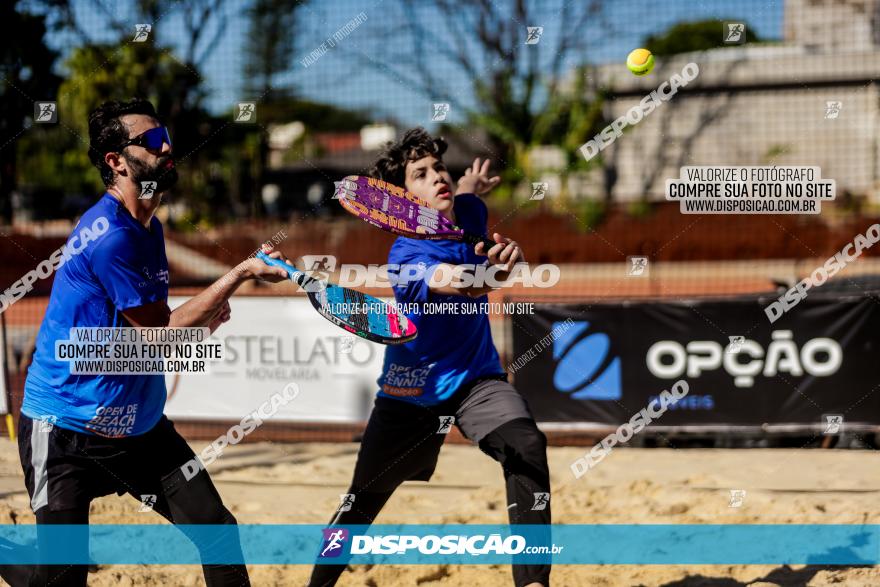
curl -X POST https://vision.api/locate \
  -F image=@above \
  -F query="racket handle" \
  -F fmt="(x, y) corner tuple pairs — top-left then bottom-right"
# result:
(462, 232), (498, 251)
(256, 251), (305, 285)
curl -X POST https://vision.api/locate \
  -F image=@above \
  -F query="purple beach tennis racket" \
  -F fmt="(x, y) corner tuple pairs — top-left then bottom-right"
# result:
(334, 175), (497, 249)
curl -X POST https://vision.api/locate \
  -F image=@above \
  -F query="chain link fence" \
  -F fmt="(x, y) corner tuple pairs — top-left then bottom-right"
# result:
(3, 0), (880, 441)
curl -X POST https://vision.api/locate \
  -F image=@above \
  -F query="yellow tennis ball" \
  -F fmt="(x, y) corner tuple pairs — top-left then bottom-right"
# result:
(627, 48), (655, 76)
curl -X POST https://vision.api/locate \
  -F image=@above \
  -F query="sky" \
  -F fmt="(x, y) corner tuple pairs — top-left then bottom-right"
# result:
(34, 0), (784, 128)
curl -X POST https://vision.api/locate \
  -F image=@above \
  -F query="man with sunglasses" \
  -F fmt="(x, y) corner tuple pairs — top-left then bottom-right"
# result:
(11, 98), (294, 586)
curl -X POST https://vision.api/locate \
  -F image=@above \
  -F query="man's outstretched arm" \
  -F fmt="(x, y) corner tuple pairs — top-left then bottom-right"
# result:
(122, 250), (294, 330)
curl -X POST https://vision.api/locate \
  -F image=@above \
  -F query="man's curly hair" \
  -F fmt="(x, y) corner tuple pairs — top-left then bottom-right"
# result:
(369, 127), (448, 188)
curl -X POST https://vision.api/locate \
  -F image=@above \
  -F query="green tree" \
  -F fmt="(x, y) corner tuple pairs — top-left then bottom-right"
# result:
(15, 0), (233, 220)
(241, 0), (302, 217)
(16, 41), (214, 211)
(645, 20), (761, 56)
(258, 99), (371, 132)
(345, 0), (611, 200)
(244, 0), (301, 100)
(0, 0), (60, 221)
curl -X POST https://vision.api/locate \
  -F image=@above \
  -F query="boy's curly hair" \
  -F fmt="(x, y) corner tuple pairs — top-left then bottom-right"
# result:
(369, 127), (448, 188)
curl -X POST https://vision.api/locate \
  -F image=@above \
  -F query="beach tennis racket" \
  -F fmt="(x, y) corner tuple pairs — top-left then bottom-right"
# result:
(335, 175), (497, 249)
(256, 251), (416, 345)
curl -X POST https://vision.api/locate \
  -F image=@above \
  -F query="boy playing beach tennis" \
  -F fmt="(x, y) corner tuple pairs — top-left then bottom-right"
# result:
(309, 128), (551, 587)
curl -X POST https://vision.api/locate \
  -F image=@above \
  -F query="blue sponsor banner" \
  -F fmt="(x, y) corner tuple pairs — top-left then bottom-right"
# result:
(0, 525), (877, 565)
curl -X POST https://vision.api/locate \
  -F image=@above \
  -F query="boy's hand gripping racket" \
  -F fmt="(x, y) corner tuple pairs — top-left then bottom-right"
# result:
(256, 251), (416, 345)
(334, 175), (497, 250)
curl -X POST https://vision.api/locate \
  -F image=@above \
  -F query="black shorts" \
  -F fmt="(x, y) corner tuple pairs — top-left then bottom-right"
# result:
(351, 376), (534, 493)
(18, 414), (197, 512)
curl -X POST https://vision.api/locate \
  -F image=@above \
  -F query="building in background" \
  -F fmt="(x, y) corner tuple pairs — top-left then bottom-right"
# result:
(575, 0), (880, 203)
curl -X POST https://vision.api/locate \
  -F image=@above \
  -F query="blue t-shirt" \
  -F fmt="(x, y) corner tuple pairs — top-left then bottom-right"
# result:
(378, 193), (504, 405)
(22, 193), (169, 437)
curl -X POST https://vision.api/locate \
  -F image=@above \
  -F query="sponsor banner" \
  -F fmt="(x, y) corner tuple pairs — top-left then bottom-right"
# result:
(511, 296), (880, 426)
(0, 524), (876, 565)
(163, 297), (382, 422)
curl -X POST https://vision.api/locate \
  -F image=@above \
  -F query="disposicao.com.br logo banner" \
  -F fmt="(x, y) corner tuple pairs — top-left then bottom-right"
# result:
(1, 525), (878, 565)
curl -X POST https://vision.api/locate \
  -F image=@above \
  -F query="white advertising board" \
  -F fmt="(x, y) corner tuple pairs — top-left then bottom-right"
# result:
(163, 296), (384, 422)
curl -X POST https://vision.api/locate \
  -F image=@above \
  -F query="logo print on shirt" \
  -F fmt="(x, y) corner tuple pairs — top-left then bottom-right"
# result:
(139, 266), (169, 288)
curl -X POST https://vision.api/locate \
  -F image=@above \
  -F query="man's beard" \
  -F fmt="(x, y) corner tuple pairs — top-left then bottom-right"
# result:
(126, 152), (179, 194)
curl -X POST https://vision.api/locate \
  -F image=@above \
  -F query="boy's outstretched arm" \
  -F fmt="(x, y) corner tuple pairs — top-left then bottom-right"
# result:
(427, 232), (525, 298)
